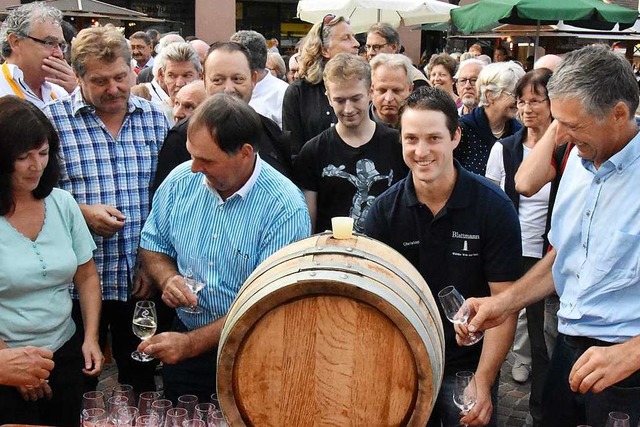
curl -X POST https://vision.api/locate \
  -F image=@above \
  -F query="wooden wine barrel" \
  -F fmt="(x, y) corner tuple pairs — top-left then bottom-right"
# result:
(217, 233), (445, 427)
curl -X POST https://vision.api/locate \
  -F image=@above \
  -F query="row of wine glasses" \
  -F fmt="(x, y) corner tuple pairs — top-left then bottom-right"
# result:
(82, 389), (227, 426)
(81, 395), (226, 426)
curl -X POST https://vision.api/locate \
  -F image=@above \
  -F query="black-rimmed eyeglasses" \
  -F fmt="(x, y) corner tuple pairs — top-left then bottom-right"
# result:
(22, 34), (68, 53)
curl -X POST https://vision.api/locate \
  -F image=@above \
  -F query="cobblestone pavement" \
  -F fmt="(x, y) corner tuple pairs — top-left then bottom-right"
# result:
(98, 351), (532, 426)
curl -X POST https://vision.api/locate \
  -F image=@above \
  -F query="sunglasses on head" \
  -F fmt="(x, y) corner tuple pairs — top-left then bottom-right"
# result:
(319, 14), (337, 46)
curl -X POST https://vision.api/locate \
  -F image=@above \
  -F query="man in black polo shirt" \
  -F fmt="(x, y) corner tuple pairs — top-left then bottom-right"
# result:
(364, 87), (522, 427)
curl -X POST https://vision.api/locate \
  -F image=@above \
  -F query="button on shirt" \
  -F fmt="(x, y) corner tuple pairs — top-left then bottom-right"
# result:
(549, 131), (640, 343)
(44, 89), (170, 301)
(140, 156), (311, 331)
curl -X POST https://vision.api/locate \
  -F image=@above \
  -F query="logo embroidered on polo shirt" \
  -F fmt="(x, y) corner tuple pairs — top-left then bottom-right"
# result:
(403, 240), (419, 246)
(451, 231), (480, 257)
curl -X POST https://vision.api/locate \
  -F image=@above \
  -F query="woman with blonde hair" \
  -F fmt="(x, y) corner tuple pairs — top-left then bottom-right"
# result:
(282, 14), (359, 156)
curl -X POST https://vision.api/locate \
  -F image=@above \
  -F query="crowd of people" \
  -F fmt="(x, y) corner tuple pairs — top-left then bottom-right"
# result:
(0, 1), (639, 427)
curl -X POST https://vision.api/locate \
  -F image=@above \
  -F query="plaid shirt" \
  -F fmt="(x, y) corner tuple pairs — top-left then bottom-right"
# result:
(44, 90), (170, 301)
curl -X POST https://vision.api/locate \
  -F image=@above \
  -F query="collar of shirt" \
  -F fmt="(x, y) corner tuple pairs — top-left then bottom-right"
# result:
(402, 159), (474, 210)
(580, 128), (640, 177)
(70, 87), (143, 116)
(202, 154), (263, 203)
(3, 62), (64, 103)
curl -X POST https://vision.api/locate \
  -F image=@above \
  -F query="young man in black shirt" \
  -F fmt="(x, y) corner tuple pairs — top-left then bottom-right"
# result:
(294, 53), (407, 233)
(365, 87), (522, 427)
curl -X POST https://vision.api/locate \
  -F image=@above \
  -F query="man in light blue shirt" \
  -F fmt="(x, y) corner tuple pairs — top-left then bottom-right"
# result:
(138, 93), (310, 403)
(458, 45), (640, 426)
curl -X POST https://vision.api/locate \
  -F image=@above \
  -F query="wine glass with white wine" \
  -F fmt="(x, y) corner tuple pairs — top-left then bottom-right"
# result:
(131, 300), (157, 362)
(453, 371), (478, 427)
(438, 285), (484, 346)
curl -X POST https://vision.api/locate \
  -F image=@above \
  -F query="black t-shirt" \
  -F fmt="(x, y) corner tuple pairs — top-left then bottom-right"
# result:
(294, 124), (408, 233)
(364, 162), (523, 374)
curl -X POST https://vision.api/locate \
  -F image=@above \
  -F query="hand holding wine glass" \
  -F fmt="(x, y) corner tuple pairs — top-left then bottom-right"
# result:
(131, 301), (158, 362)
(438, 285), (484, 346)
(453, 371), (478, 427)
(181, 256), (209, 314)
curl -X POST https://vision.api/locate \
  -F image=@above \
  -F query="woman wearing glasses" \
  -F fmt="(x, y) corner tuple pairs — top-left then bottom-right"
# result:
(455, 61), (525, 175)
(282, 14), (359, 157)
(485, 68), (554, 427)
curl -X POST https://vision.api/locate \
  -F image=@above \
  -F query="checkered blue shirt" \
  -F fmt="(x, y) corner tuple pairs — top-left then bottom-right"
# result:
(44, 90), (170, 301)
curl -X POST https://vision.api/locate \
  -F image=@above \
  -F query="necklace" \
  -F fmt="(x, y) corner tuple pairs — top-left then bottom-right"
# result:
(491, 123), (505, 138)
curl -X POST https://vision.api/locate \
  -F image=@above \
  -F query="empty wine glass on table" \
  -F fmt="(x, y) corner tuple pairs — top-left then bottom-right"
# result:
(453, 371), (478, 427)
(138, 391), (161, 416)
(606, 412), (631, 427)
(131, 300), (158, 362)
(181, 256), (209, 314)
(81, 408), (106, 427)
(177, 394), (199, 419)
(82, 391), (106, 425)
(164, 408), (188, 427)
(137, 414), (161, 427)
(117, 406), (140, 427)
(195, 403), (215, 425)
(107, 395), (130, 426)
(438, 285), (484, 346)
(151, 398), (173, 426)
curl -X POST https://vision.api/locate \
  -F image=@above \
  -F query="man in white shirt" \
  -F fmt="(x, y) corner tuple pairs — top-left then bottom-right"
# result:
(0, 2), (75, 108)
(231, 30), (288, 129)
(130, 31), (154, 74)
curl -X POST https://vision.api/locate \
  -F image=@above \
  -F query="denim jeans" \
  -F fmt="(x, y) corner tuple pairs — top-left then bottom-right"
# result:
(541, 334), (640, 427)
(427, 373), (498, 427)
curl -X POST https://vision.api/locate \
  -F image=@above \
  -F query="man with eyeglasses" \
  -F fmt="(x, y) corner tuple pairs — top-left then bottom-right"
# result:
(455, 58), (485, 116)
(0, 2), (77, 109)
(365, 23), (428, 90)
(282, 14), (359, 157)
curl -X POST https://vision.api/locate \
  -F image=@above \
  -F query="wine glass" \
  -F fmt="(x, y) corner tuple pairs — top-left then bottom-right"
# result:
(210, 394), (219, 412)
(181, 256), (209, 314)
(177, 394), (199, 419)
(438, 285), (484, 346)
(164, 408), (188, 427)
(138, 391), (161, 416)
(208, 410), (228, 427)
(117, 406), (140, 427)
(151, 399), (173, 426)
(82, 391), (106, 426)
(137, 414), (161, 427)
(183, 420), (205, 427)
(113, 384), (136, 406)
(195, 403), (215, 425)
(107, 395), (130, 426)
(81, 408), (106, 427)
(606, 412), (631, 427)
(131, 300), (158, 362)
(453, 371), (477, 427)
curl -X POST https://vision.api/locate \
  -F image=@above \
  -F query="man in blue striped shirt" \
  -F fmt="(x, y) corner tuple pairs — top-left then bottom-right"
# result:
(138, 93), (310, 403)
(44, 26), (170, 393)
